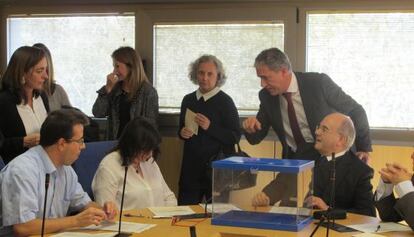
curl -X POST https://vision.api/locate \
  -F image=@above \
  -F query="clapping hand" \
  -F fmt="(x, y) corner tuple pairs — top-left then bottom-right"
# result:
(379, 163), (412, 185)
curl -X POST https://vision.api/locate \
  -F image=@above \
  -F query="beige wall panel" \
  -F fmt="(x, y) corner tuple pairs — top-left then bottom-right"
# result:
(156, 137), (184, 196)
(370, 145), (413, 189)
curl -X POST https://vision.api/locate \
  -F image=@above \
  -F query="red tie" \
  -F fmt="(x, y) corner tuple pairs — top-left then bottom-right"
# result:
(283, 93), (305, 146)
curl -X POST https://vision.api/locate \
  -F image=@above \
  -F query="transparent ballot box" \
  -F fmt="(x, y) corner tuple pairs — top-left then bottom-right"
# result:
(211, 157), (314, 231)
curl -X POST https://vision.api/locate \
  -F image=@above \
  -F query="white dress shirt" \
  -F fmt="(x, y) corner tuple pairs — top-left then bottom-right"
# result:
(280, 73), (314, 151)
(16, 96), (47, 135)
(92, 151), (177, 210)
(375, 179), (414, 201)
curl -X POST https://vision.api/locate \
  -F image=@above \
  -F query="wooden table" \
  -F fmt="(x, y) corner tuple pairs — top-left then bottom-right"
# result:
(41, 206), (414, 237)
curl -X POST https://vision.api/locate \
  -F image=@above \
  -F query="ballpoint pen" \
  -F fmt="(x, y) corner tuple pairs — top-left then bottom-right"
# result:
(375, 224), (381, 232)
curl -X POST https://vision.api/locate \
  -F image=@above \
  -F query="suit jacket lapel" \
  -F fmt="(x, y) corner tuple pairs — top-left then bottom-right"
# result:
(296, 73), (317, 139)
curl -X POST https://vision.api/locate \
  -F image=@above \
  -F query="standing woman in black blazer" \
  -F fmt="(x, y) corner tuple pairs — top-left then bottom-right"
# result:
(0, 46), (49, 164)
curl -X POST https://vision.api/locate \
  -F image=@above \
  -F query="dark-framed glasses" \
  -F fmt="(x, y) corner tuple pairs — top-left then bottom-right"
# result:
(67, 137), (85, 145)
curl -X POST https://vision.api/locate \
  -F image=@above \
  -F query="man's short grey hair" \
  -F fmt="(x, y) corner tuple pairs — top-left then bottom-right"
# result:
(337, 116), (356, 150)
(188, 54), (227, 87)
(254, 47), (292, 72)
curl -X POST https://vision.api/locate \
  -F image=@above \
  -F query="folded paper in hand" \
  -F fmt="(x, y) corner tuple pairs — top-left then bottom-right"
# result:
(185, 108), (198, 135)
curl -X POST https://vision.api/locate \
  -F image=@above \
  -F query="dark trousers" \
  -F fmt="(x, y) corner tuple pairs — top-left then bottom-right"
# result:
(178, 172), (212, 205)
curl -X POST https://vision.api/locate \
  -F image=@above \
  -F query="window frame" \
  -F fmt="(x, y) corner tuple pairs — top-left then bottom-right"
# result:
(0, 2), (412, 145)
(297, 5), (414, 143)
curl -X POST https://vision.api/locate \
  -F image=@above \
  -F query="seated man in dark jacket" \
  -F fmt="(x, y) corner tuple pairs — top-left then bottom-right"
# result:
(375, 151), (414, 230)
(252, 113), (376, 217)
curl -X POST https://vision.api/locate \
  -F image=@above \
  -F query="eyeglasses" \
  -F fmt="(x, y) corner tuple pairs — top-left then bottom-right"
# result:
(67, 137), (85, 145)
(315, 124), (330, 134)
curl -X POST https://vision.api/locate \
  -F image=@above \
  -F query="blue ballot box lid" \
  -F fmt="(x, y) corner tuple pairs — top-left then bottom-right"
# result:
(212, 156), (314, 173)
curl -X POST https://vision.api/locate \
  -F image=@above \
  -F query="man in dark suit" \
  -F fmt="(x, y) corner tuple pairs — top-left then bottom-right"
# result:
(252, 113), (376, 217)
(243, 48), (372, 162)
(375, 151), (414, 230)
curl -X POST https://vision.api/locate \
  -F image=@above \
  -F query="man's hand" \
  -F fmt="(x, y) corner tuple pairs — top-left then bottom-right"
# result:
(252, 192), (270, 207)
(356, 151), (370, 164)
(73, 207), (107, 227)
(305, 196), (329, 210)
(103, 201), (118, 221)
(180, 127), (194, 139)
(195, 113), (210, 130)
(379, 163), (412, 185)
(243, 117), (262, 134)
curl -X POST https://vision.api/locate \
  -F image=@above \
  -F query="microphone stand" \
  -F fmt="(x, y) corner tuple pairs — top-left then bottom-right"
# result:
(310, 152), (337, 237)
(41, 173), (50, 237)
(115, 166), (131, 237)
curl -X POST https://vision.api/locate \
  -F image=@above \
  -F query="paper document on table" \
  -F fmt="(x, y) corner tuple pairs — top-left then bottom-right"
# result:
(185, 108), (198, 135)
(82, 221), (155, 233)
(269, 206), (311, 216)
(149, 206), (195, 217)
(352, 233), (385, 237)
(202, 203), (241, 213)
(347, 222), (411, 233)
(52, 233), (116, 237)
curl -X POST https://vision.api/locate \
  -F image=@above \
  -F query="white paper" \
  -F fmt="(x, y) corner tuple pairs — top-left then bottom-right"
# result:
(269, 206), (311, 216)
(148, 206), (195, 217)
(52, 233), (116, 237)
(82, 221), (155, 233)
(202, 203), (241, 213)
(352, 233), (385, 237)
(348, 222), (411, 233)
(185, 108), (198, 135)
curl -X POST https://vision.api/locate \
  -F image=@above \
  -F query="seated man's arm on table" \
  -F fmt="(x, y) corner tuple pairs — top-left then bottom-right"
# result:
(9, 167), (116, 236)
(376, 163), (414, 227)
(392, 179), (414, 230)
(374, 179), (401, 222)
(13, 207), (107, 237)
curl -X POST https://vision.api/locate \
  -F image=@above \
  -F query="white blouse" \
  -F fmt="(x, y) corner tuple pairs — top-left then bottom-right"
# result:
(16, 96), (48, 135)
(92, 151), (177, 210)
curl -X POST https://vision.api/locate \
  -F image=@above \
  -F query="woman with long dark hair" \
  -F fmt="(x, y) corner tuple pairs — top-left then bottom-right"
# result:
(92, 117), (176, 209)
(0, 46), (49, 163)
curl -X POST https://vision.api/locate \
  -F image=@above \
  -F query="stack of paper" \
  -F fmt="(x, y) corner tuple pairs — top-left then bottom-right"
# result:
(52, 233), (116, 237)
(347, 222), (411, 233)
(148, 206), (195, 217)
(82, 221), (155, 233)
(269, 206), (311, 216)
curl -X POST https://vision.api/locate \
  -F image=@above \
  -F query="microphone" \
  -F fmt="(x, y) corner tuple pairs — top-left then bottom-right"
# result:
(114, 166), (131, 237)
(41, 173), (50, 237)
(310, 152), (347, 237)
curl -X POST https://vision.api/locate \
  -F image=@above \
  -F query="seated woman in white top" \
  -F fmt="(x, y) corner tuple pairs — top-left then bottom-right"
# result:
(92, 117), (177, 210)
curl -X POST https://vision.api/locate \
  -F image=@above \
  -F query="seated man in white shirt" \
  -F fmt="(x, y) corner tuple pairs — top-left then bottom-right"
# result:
(0, 109), (118, 236)
(375, 151), (414, 230)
